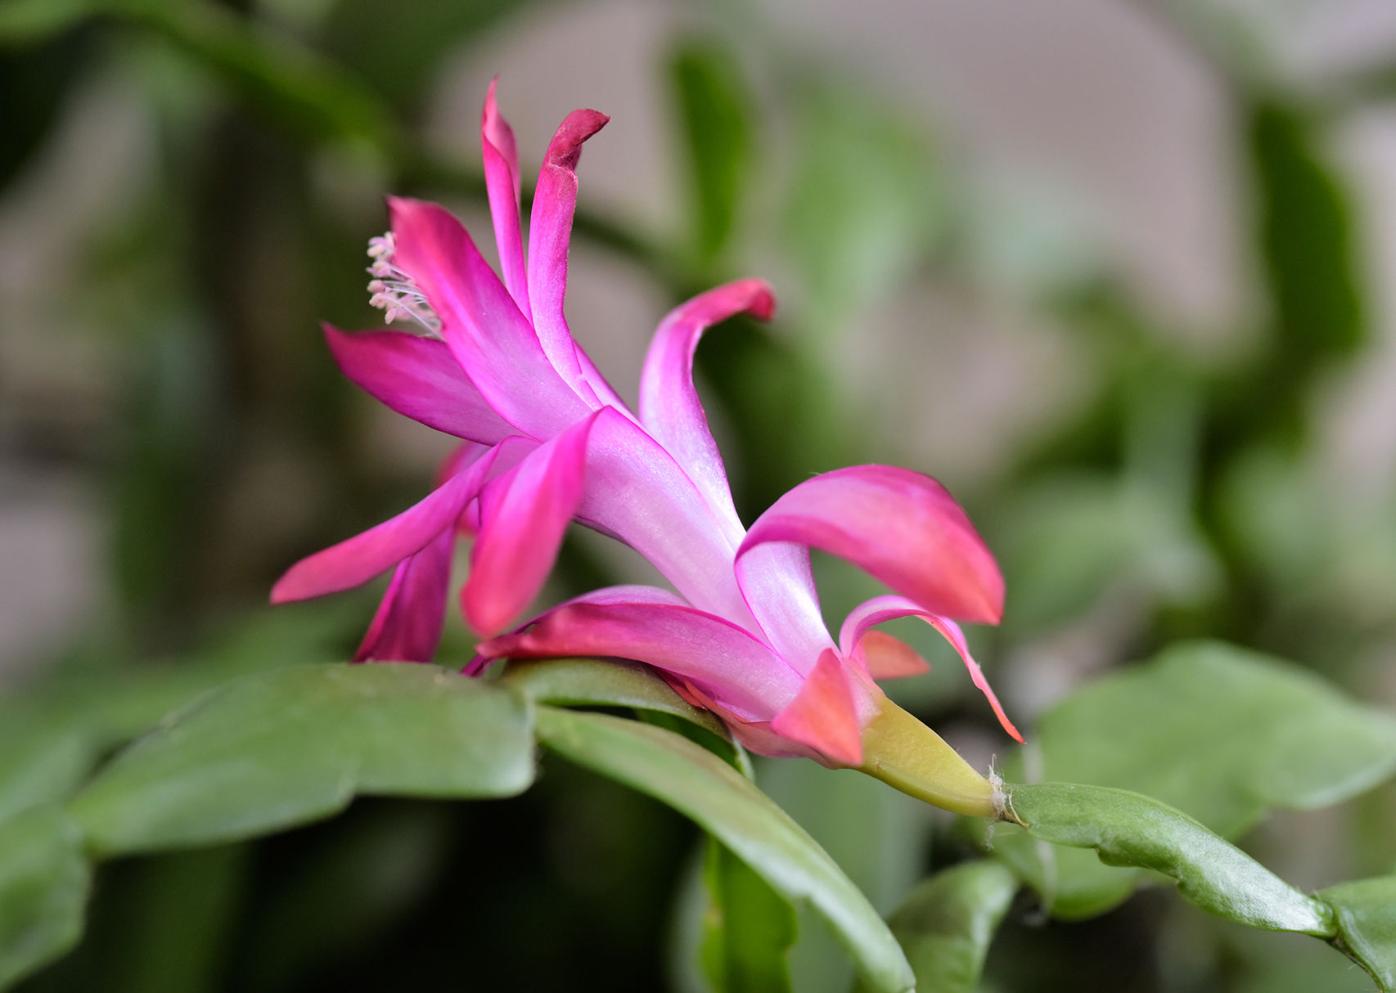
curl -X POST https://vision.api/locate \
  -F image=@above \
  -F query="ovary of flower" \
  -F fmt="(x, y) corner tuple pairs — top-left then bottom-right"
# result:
(271, 79), (1021, 812)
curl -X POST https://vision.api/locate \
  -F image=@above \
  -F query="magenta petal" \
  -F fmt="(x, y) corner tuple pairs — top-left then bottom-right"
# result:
(525, 109), (619, 397)
(387, 197), (588, 437)
(740, 465), (1005, 624)
(354, 526), (455, 663)
(576, 408), (756, 626)
(839, 595), (1022, 742)
(769, 649), (863, 766)
(323, 325), (512, 444)
(481, 79), (530, 319)
(638, 278), (775, 537)
(477, 587), (801, 718)
(462, 413), (599, 635)
(271, 438), (521, 604)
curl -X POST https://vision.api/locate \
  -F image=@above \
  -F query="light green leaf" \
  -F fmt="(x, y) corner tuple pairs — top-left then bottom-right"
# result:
(861, 860), (1017, 993)
(534, 707), (914, 993)
(501, 657), (727, 740)
(1321, 876), (1396, 992)
(668, 37), (754, 264)
(0, 805), (90, 990)
(68, 665), (535, 855)
(1007, 782), (1333, 935)
(700, 839), (796, 993)
(985, 642), (1396, 918)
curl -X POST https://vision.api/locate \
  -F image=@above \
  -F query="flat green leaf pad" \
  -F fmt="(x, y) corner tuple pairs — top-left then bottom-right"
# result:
(0, 805), (89, 989)
(69, 665), (536, 855)
(1321, 876), (1396, 991)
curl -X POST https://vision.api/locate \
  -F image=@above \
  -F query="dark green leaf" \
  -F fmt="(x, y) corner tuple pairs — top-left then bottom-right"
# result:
(1248, 98), (1367, 363)
(700, 839), (796, 993)
(0, 805), (90, 990)
(0, 0), (102, 45)
(669, 37), (754, 263)
(860, 861), (1017, 993)
(534, 707), (914, 993)
(68, 665), (535, 855)
(1321, 875), (1396, 992)
(985, 642), (1396, 917)
(1006, 782), (1333, 935)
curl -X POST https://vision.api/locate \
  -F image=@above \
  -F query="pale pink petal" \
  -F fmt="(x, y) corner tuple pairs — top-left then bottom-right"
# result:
(575, 408), (757, 627)
(839, 594), (1022, 742)
(387, 197), (589, 436)
(769, 649), (863, 766)
(525, 109), (625, 404)
(271, 438), (525, 603)
(477, 588), (802, 718)
(462, 413), (600, 635)
(353, 527), (455, 663)
(481, 79), (529, 319)
(638, 278), (775, 538)
(323, 325), (512, 444)
(740, 465), (1005, 624)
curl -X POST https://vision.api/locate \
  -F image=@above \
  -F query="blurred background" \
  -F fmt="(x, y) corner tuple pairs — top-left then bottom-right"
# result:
(3, 0), (1396, 990)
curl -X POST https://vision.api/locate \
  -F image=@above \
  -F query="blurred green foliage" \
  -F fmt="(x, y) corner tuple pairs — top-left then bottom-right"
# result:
(2, 0), (1395, 991)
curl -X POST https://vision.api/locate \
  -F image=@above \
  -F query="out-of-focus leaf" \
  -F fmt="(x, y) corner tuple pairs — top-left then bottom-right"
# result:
(534, 707), (915, 993)
(0, 30), (93, 190)
(68, 665), (535, 855)
(668, 37), (754, 264)
(0, 0), (101, 44)
(320, 0), (523, 107)
(0, 805), (89, 990)
(983, 642), (1396, 918)
(859, 860), (1017, 993)
(112, 0), (394, 150)
(1247, 98), (1366, 364)
(1321, 875), (1396, 992)
(780, 82), (942, 333)
(995, 473), (1219, 635)
(1006, 783), (1333, 935)
(700, 839), (796, 993)
(501, 657), (727, 739)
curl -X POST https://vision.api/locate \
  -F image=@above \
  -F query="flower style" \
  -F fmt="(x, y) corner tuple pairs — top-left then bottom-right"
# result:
(272, 82), (1020, 812)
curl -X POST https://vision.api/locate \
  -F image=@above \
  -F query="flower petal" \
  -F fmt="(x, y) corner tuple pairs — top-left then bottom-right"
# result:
(525, 109), (628, 407)
(271, 437), (526, 603)
(638, 278), (775, 538)
(839, 594), (1022, 742)
(576, 408), (757, 627)
(388, 196), (589, 437)
(477, 587), (801, 718)
(769, 649), (863, 767)
(323, 325), (512, 444)
(353, 526), (455, 663)
(481, 78), (529, 319)
(855, 631), (930, 680)
(461, 413), (599, 635)
(740, 465), (1005, 624)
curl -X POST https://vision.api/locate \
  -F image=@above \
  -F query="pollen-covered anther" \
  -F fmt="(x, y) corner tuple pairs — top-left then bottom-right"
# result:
(364, 232), (440, 333)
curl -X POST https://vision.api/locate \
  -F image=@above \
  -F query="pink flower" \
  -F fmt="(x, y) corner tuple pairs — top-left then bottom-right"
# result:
(273, 81), (1020, 780)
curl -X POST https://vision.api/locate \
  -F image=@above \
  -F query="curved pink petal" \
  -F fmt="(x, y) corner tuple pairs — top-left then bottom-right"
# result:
(462, 413), (600, 635)
(271, 437), (527, 604)
(638, 278), (775, 538)
(575, 408), (757, 627)
(353, 526), (455, 663)
(323, 325), (512, 444)
(525, 109), (623, 403)
(769, 649), (863, 766)
(740, 465), (1005, 624)
(481, 79), (529, 319)
(387, 197), (588, 437)
(839, 594), (1022, 742)
(477, 588), (802, 718)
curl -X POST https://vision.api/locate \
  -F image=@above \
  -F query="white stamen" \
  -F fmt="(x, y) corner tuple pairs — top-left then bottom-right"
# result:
(364, 232), (440, 333)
